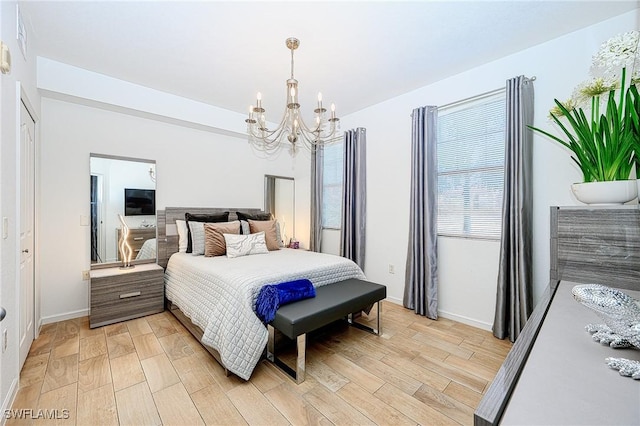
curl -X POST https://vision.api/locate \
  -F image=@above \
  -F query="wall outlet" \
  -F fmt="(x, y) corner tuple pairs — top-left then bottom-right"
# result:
(388, 264), (395, 274)
(3, 329), (7, 353)
(82, 270), (90, 281)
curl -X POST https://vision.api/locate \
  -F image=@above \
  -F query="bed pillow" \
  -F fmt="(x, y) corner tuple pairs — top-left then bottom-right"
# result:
(204, 221), (240, 257)
(188, 222), (207, 255)
(248, 219), (280, 251)
(236, 211), (272, 222)
(185, 212), (229, 253)
(245, 219), (284, 246)
(240, 220), (251, 235)
(176, 219), (188, 253)
(224, 232), (269, 258)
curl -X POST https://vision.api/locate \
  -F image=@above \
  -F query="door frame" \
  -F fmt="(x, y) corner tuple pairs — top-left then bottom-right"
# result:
(90, 172), (106, 263)
(16, 84), (39, 358)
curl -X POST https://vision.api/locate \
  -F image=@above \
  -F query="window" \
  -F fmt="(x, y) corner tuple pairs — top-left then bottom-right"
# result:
(322, 142), (343, 229)
(437, 91), (506, 239)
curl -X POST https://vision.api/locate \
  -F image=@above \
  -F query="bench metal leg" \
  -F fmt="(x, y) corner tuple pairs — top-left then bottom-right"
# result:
(266, 325), (306, 384)
(267, 324), (275, 362)
(347, 300), (383, 335)
(295, 334), (306, 384)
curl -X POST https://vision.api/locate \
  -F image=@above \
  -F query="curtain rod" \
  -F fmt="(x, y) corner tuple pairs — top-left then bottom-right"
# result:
(431, 75), (537, 112)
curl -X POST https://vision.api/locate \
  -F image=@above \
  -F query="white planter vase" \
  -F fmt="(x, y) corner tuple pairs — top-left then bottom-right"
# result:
(571, 180), (638, 205)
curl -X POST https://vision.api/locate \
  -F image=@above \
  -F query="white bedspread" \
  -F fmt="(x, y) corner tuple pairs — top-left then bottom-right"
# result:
(136, 238), (156, 260)
(164, 249), (365, 379)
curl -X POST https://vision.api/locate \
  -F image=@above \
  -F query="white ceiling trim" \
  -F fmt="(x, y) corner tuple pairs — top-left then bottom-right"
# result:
(37, 57), (247, 137)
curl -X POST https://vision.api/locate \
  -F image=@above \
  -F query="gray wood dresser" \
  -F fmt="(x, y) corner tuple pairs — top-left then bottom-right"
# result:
(89, 263), (164, 328)
(475, 206), (640, 425)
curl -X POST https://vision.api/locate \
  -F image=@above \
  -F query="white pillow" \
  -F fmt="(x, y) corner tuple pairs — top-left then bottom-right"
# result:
(176, 220), (188, 253)
(188, 221), (206, 255)
(224, 232), (269, 258)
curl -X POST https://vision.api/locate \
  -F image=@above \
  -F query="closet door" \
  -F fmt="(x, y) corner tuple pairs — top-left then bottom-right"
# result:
(19, 99), (36, 368)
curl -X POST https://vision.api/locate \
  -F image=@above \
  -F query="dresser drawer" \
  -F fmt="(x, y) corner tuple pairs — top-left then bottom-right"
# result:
(89, 265), (164, 328)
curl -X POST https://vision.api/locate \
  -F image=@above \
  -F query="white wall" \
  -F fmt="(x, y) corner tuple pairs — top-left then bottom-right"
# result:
(337, 10), (638, 330)
(39, 98), (310, 322)
(0, 0), (41, 414)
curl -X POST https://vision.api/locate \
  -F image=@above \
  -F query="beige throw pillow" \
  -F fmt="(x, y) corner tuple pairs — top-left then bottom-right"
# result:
(248, 219), (280, 251)
(204, 221), (241, 257)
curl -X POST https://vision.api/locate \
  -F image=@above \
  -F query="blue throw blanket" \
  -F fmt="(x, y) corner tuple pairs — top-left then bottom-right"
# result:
(254, 279), (316, 323)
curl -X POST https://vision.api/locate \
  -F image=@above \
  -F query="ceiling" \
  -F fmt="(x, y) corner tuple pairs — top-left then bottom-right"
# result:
(19, 1), (639, 118)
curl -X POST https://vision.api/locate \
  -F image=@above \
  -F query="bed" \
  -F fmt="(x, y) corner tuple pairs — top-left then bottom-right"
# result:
(158, 208), (366, 380)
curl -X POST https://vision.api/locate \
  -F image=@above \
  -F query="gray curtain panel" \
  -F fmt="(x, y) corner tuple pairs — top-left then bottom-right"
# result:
(340, 128), (366, 269)
(493, 76), (535, 342)
(404, 106), (438, 319)
(309, 147), (324, 252)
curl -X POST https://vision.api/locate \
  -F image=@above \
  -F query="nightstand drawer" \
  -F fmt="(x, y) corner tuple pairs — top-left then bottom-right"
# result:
(89, 264), (164, 328)
(91, 269), (163, 293)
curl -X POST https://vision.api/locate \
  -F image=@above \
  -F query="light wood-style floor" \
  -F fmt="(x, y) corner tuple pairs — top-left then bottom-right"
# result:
(10, 302), (511, 425)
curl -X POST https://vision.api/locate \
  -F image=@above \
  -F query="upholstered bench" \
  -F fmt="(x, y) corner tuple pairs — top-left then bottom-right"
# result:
(266, 278), (386, 383)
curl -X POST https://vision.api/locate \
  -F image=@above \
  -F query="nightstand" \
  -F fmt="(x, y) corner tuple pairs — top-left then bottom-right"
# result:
(89, 263), (164, 328)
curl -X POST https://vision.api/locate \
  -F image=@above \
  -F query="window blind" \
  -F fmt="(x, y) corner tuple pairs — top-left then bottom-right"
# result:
(322, 142), (343, 229)
(437, 91), (506, 239)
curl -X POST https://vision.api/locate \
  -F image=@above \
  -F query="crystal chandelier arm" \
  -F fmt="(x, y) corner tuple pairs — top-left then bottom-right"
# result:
(297, 109), (338, 138)
(247, 104), (298, 156)
(249, 103), (292, 141)
(296, 120), (341, 151)
(296, 116), (321, 141)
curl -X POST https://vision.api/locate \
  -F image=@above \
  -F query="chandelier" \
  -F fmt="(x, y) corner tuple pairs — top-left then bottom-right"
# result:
(245, 37), (341, 156)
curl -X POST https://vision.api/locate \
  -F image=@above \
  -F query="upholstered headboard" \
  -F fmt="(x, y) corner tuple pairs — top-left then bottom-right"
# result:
(157, 207), (266, 267)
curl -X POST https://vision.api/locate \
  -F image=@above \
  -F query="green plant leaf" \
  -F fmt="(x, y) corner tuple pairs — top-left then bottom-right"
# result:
(528, 69), (636, 182)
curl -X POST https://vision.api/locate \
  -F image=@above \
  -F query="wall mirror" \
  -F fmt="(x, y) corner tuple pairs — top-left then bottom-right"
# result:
(264, 175), (295, 245)
(90, 154), (157, 268)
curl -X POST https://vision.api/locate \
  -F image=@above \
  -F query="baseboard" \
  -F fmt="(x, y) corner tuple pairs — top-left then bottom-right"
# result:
(35, 317), (43, 338)
(385, 297), (492, 331)
(1, 378), (18, 426)
(437, 309), (493, 331)
(384, 296), (403, 306)
(40, 309), (89, 325)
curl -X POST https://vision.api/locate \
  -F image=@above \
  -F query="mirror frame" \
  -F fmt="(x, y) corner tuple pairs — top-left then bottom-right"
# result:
(264, 174), (295, 244)
(90, 153), (157, 269)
